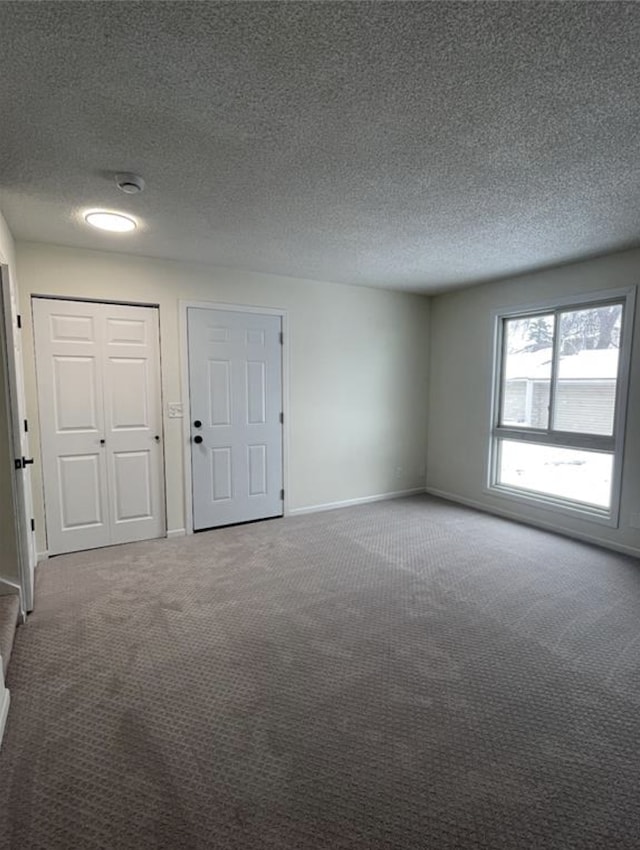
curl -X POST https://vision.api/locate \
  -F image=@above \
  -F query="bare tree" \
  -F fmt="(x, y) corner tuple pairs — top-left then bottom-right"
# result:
(507, 305), (621, 356)
(593, 305), (620, 349)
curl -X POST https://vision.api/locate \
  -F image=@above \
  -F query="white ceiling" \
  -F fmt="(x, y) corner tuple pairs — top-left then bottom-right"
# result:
(1, 1), (640, 293)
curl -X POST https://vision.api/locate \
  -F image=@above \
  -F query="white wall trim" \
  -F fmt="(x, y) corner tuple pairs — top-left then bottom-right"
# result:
(0, 683), (10, 748)
(426, 486), (640, 559)
(179, 300), (290, 534)
(166, 528), (186, 539)
(288, 487), (426, 517)
(36, 551), (48, 563)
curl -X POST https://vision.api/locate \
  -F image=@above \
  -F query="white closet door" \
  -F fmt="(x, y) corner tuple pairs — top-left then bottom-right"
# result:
(33, 299), (111, 554)
(188, 308), (283, 530)
(34, 299), (164, 555)
(103, 304), (164, 545)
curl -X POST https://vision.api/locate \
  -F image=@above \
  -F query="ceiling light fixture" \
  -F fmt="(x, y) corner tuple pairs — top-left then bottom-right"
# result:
(84, 210), (137, 233)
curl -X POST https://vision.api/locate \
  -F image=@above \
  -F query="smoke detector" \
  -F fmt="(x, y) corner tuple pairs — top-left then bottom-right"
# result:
(115, 173), (145, 194)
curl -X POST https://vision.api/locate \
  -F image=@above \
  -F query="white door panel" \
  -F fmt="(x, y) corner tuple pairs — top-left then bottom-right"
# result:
(34, 299), (164, 554)
(248, 444), (267, 495)
(105, 316), (147, 345)
(112, 451), (153, 521)
(103, 304), (163, 545)
(34, 299), (110, 554)
(188, 308), (283, 530)
(52, 355), (101, 431)
(58, 453), (105, 529)
(108, 359), (149, 429)
(210, 446), (232, 502)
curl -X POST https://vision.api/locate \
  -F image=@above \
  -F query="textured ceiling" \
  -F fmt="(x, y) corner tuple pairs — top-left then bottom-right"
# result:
(2, 1), (640, 292)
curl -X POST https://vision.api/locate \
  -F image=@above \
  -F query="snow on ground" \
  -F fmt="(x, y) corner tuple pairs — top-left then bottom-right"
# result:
(498, 440), (612, 508)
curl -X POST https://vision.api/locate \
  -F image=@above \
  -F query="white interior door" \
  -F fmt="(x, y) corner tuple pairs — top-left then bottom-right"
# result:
(188, 308), (283, 530)
(34, 299), (110, 554)
(33, 299), (165, 555)
(1, 266), (36, 611)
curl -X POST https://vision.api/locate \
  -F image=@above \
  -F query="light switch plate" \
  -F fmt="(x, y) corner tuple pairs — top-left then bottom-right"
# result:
(168, 402), (184, 419)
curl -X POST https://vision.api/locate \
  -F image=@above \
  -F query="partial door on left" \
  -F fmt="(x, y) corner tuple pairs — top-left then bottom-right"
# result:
(33, 299), (164, 555)
(0, 265), (36, 611)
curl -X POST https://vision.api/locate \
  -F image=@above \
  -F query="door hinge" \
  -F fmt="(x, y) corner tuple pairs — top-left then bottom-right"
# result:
(279, 411), (284, 424)
(24, 418), (28, 433)
(280, 488), (285, 501)
(30, 518), (35, 532)
(16, 314), (22, 329)
(279, 331), (283, 345)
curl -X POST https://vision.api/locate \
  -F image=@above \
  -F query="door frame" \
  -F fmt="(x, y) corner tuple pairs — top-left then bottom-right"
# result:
(0, 263), (34, 615)
(179, 300), (290, 535)
(31, 295), (167, 553)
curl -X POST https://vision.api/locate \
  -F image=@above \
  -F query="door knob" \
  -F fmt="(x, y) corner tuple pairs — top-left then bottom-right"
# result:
(193, 419), (202, 428)
(100, 439), (105, 445)
(154, 435), (160, 442)
(193, 435), (203, 444)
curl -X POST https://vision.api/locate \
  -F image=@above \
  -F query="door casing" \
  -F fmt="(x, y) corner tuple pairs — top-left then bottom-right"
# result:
(180, 300), (290, 535)
(0, 264), (35, 613)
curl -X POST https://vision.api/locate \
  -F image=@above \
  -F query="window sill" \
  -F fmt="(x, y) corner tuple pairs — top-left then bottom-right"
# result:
(486, 483), (619, 528)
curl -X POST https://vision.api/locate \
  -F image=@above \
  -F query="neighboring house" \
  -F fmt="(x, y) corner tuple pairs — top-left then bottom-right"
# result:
(503, 348), (619, 436)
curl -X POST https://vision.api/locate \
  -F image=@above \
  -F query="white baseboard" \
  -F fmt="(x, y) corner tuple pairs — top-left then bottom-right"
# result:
(166, 528), (186, 539)
(425, 487), (640, 559)
(36, 551), (49, 563)
(288, 487), (426, 517)
(0, 685), (10, 749)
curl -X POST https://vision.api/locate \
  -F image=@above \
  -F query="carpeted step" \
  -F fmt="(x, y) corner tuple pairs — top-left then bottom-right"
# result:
(0, 594), (20, 678)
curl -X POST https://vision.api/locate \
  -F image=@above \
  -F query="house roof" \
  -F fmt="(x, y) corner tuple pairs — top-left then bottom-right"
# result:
(506, 348), (619, 380)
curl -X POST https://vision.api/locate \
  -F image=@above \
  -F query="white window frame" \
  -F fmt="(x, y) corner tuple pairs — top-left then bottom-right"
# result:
(487, 286), (636, 527)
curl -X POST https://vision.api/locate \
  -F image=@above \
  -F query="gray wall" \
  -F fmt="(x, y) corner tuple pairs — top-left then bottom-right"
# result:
(6, 217), (640, 562)
(17, 242), (430, 554)
(427, 249), (640, 556)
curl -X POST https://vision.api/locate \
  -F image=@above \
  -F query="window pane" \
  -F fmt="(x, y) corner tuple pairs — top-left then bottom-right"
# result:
(553, 304), (622, 436)
(497, 439), (613, 509)
(500, 315), (554, 429)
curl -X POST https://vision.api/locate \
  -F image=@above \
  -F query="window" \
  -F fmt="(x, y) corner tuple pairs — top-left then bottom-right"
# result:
(489, 290), (635, 523)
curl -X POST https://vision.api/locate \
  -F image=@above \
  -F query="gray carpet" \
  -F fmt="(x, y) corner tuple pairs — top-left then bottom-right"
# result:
(2, 495), (640, 849)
